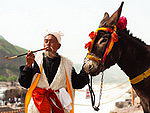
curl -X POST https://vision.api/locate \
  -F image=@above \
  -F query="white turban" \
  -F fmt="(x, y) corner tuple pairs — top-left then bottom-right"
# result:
(44, 31), (64, 44)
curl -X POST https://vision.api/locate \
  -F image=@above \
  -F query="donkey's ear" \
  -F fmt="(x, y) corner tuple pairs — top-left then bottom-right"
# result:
(106, 2), (124, 26)
(99, 12), (110, 27)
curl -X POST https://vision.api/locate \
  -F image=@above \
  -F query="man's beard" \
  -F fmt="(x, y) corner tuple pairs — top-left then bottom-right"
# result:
(44, 51), (56, 58)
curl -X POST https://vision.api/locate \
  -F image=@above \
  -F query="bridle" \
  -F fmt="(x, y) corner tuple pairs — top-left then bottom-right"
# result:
(85, 26), (119, 111)
(86, 26), (118, 65)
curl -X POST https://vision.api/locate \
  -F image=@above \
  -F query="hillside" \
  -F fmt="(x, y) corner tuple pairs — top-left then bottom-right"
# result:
(0, 35), (27, 79)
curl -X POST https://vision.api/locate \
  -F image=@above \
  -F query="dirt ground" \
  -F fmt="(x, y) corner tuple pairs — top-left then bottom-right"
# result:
(110, 88), (143, 113)
(110, 103), (143, 113)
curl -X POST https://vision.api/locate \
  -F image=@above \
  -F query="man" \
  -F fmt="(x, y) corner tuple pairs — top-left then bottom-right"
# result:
(18, 32), (89, 113)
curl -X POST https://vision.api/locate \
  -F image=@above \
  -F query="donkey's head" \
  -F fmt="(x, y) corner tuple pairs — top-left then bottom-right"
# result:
(83, 2), (125, 76)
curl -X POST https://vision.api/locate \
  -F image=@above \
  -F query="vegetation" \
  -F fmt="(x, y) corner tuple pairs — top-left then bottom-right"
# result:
(0, 35), (27, 81)
(0, 75), (17, 81)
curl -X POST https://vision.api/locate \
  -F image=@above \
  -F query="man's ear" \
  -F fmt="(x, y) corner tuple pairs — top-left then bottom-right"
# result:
(58, 43), (61, 49)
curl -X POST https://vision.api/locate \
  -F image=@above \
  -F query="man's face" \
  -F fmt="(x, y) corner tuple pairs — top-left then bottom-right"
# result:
(44, 35), (61, 53)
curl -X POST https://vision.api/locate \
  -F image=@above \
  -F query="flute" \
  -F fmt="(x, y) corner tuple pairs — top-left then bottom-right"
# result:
(1, 48), (46, 60)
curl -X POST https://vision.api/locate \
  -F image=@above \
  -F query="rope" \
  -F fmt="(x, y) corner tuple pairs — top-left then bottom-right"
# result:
(102, 87), (131, 104)
(74, 87), (131, 106)
(103, 81), (128, 91)
(76, 81), (129, 92)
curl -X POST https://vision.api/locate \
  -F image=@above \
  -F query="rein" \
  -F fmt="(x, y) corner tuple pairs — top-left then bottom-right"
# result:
(88, 72), (104, 111)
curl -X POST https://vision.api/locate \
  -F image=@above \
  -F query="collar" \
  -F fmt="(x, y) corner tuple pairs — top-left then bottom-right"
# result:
(129, 68), (150, 84)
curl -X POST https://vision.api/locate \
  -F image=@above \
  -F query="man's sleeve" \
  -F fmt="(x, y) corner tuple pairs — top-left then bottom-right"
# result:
(71, 67), (89, 89)
(18, 62), (40, 89)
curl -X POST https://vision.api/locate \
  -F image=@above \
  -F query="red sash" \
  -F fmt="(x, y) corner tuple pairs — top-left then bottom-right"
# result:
(32, 87), (64, 113)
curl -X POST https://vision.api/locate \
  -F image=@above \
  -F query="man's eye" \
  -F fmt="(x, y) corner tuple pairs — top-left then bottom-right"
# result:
(44, 39), (48, 43)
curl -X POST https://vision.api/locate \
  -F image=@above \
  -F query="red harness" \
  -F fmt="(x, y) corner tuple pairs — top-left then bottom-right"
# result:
(85, 27), (118, 64)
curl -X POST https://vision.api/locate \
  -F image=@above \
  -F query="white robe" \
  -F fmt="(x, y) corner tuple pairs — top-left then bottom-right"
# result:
(28, 52), (74, 113)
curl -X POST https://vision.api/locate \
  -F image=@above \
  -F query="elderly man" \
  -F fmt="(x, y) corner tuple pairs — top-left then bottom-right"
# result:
(18, 32), (89, 113)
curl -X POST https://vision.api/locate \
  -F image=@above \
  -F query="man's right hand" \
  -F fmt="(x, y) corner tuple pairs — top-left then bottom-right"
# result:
(26, 50), (35, 68)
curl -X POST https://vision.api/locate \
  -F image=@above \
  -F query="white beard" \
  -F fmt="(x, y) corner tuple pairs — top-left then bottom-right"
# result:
(44, 51), (56, 58)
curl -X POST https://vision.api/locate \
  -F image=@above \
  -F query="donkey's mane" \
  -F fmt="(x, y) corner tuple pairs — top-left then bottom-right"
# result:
(122, 29), (146, 45)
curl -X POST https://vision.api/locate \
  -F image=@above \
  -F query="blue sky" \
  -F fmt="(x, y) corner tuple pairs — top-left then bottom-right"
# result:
(0, 0), (150, 63)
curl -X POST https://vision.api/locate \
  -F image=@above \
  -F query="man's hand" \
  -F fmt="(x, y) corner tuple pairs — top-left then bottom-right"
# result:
(26, 50), (35, 68)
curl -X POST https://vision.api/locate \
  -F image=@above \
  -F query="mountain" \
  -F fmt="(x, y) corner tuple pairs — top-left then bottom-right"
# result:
(0, 35), (27, 79)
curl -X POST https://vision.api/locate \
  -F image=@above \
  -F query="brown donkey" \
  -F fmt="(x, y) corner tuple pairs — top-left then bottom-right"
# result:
(83, 2), (150, 113)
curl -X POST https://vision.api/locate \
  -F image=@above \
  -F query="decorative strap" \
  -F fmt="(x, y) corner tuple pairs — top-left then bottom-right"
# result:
(65, 70), (74, 113)
(86, 54), (102, 63)
(130, 68), (150, 84)
(85, 27), (118, 64)
(102, 31), (118, 63)
(96, 27), (118, 63)
(24, 65), (42, 113)
(96, 27), (113, 33)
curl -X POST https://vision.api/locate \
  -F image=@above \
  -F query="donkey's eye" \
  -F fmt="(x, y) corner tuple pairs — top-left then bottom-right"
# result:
(100, 38), (108, 44)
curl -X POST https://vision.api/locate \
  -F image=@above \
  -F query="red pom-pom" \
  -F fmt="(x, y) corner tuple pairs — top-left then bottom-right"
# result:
(116, 16), (127, 30)
(85, 31), (96, 51)
(84, 41), (92, 49)
(89, 31), (95, 39)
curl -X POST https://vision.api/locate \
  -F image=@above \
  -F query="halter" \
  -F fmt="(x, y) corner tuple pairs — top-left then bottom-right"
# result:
(86, 26), (118, 64)
(85, 26), (118, 111)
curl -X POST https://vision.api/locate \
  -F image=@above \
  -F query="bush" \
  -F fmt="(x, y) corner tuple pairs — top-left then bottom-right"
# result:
(0, 76), (7, 81)
(8, 76), (17, 81)
(0, 75), (17, 81)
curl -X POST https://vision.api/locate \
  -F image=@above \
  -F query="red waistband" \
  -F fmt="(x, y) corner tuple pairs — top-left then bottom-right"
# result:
(36, 87), (59, 92)
(32, 87), (64, 113)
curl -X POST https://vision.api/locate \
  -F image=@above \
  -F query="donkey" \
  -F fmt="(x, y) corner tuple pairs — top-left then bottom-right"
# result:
(83, 2), (150, 113)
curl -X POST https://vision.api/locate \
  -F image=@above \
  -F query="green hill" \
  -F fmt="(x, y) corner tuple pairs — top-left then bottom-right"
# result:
(0, 35), (27, 81)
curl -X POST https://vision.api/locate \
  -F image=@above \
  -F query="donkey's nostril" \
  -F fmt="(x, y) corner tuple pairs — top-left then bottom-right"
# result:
(89, 64), (93, 70)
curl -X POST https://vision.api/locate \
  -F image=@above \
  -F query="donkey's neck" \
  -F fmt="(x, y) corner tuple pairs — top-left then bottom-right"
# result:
(117, 31), (150, 79)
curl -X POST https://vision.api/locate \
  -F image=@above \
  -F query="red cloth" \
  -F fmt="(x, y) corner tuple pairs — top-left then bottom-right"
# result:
(32, 87), (64, 113)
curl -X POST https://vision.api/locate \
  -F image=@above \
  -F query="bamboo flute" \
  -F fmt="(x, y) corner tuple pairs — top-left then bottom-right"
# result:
(0, 48), (46, 60)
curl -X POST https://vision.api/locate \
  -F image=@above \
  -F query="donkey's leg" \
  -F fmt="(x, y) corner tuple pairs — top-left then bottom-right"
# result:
(140, 98), (150, 113)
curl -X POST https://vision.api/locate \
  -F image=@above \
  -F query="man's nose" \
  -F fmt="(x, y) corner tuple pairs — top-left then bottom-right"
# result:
(47, 41), (51, 45)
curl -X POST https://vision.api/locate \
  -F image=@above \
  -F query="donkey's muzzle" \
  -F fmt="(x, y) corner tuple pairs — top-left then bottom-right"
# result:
(83, 54), (105, 76)
(83, 57), (99, 75)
